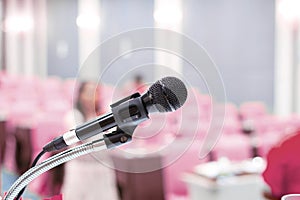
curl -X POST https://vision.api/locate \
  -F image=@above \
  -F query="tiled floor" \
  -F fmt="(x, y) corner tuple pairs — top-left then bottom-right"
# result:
(1, 167), (40, 200)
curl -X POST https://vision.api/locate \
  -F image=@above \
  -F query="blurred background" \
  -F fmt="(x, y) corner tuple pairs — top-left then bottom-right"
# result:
(0, 0), (300, 200)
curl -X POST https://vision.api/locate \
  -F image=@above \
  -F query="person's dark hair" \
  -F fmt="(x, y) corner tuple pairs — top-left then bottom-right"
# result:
(134, 74), (143, 84)
(75, 81), (101, 119)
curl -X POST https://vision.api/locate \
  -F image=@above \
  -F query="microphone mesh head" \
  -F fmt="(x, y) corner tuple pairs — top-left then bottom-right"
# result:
(149, 77), (188, 112)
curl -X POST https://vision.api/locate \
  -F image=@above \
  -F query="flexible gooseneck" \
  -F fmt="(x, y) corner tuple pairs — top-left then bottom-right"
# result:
(3, 138), (107, 200)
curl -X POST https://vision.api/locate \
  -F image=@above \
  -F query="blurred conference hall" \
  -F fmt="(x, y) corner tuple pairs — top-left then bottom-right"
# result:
(1, 0), (300, 200)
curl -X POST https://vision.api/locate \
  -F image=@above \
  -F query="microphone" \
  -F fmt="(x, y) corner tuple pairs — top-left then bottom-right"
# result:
(43, 76), (188, 152)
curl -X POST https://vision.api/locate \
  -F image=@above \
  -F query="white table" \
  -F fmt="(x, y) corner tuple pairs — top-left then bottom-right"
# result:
(182, 158), (266, 200)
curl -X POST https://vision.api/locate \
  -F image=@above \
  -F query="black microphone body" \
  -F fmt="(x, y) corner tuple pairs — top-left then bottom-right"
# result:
(43, 77), (188, 152)
(44, 92), (149, 152)
(75, 113), (116, 141)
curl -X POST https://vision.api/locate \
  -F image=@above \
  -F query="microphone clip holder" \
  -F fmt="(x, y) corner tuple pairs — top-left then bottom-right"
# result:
(107, 92), (149, 147)
(111, 93), (149, 127)
(103, 127), (133, 149)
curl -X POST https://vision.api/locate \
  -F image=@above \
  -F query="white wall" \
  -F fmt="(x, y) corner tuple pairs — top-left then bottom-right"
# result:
(274, 0), (300, 116)
(183, 0), (275, 108)
(2, 0), (276, 110)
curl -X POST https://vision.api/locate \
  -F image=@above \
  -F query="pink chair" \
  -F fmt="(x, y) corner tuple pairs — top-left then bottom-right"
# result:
(39, 82), (67, 113)
(38, 77), (63, 103)
(225, 103), (240, 120)
(1, 99), (37, 172)
(183, 89), (212, 121)
(14, 85), (40, 106)
(31, 113), (65, 156)
(41, 99), (70, 117)
(43, 76), (62, 90)
(184, 88), (202, 107)
(259, 131), (284, 158)
(0, 71), (5, 89)
(282, 115), (300, 133)
(197, 94), (213, 120)
(163, 140), (208, 199)
(171, 105), (202, 138)
(170, 95), (210, 140)
(239, 101), (268, 120)
(133, 113), (173, 146)
(29, 113), (66, 196)
(221, 117), (242, 135)
(253, 115), (285, 135)
(18, 76), (40, 91)
(5, 102), (39, 133)
(255, 115), (300, 158)
(0, 93), (12, 115)
(3, 102), (39, 172)
(213, 134), (251, 161)
(198, 94), (212, 106)
(62, 78), (77, 104)
(0, 74), (19, 90)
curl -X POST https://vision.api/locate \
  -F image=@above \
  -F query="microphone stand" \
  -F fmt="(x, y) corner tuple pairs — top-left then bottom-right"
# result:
(3, 128), (133, 200)
(4, 91), (145, 200)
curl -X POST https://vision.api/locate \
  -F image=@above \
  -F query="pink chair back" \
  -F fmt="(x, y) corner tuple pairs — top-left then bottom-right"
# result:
(222, 117), (242, 135)
(259, 131), (284, 157)
(31, 113), (65, 154)
(5, 102), (39, 134)
(63, 78), (77, 104)
(133, 113), (171, 146)
(163, 140), (208, 197)
(213, 134), (251, 161)
(29, 113), (65, 196)
(240, 101), (267, 120)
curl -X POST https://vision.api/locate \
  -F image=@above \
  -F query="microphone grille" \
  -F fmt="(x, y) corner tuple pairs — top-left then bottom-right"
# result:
(149, 77), (188, 112)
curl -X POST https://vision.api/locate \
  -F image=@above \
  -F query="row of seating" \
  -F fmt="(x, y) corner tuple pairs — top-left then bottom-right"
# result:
(1, 72), (300, 199)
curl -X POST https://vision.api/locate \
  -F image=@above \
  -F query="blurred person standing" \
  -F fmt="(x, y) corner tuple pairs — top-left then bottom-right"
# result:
(61, 81), (119, 200)
(132, 74), (147, 94)
(263, 130), (300, 200)
(122, 74), (147, 95)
